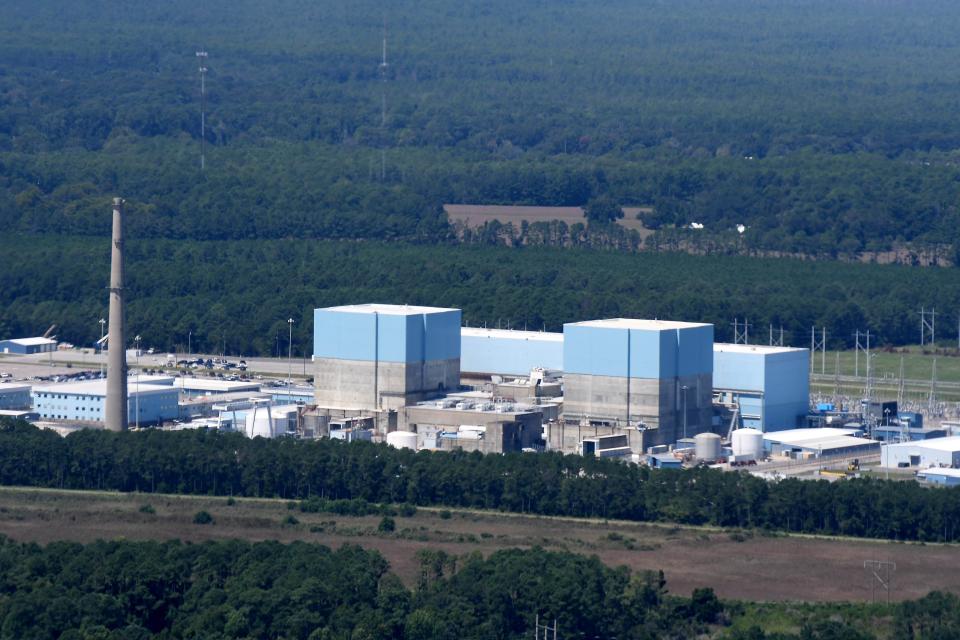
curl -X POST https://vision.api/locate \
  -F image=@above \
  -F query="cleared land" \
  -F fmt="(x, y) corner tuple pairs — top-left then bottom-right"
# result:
(0, 487), (957, 603)
(444, 204), (654, 235)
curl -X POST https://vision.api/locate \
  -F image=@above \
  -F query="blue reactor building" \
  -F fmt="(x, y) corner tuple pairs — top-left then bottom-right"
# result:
(562, 318), (714, 447)
(460, 327), (563, 376)
(713, 344), (810, 432)
(313, 304), (462, 412)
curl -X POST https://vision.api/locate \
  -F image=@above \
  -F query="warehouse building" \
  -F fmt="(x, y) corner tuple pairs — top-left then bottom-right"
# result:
(713, 344), (809, 432)
(917, 468), (960, 486)
(881, 436), (960, 469)
(31, 379), (179, 425)
(0, 337), (57, 354)
(460, 327), (563, 376)
(562, 318), (713, 447)
(763, 427), (879, 458)
(0, 384), (32, 410)
(313, 304), (461, 415)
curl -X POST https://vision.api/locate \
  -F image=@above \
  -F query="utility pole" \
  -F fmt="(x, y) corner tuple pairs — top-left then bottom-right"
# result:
(98, 317), (106, 378)
(287, 318), (294, 383)
(379, 16), (389, 181)
(196, 50), (209, 170)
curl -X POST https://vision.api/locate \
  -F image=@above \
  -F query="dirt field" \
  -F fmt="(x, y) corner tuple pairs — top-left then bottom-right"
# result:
(444, 204), (653, 235)
(0, 487), (956, 603)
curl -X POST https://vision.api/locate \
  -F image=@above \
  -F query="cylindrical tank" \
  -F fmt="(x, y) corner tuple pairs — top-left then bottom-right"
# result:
(694, 432), (722, 461)
(731, 428), (764, 460)
(386, 430), (418, 450)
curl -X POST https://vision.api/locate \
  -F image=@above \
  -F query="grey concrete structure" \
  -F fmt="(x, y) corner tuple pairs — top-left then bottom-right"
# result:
(400, 402), (542, 453)
(545, 421), (646, 455)
(105, 197), (127, 432)
(314, 357), (459, 412)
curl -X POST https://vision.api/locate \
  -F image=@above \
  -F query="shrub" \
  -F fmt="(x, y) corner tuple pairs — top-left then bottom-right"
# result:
(138, 504), (155, 514)
(378, 516), (396, 532)
(193, 511), (214, 525)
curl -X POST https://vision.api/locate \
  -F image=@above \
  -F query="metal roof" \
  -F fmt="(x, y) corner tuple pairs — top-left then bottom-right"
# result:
(322, 303), (458, 316)
(714, 343), (806, 355)
(461, 327), (564, 342)
(763, 428), (859, 444)
(918, 468), (960, 478)
(33, 380), (176, 397)
(567, 318), (711, 331)
(883, 436), (960, 453)
(3, 337), (56, 346)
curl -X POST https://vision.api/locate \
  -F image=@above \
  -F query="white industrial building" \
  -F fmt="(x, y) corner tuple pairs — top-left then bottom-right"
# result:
(881, 436), (960, 469)
(31, 379), (179, 426)
(763, 427), (879, 458)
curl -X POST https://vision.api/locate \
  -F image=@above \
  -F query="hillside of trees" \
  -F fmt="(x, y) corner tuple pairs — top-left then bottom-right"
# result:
(2, 421), (959, 543)
(3, 1), (960, 255)
(1, 235), (958, 355)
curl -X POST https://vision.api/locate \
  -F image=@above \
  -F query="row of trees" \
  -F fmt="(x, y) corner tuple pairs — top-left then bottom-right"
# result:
(2, 235), (959, 355)
(3, 421), (960, 543)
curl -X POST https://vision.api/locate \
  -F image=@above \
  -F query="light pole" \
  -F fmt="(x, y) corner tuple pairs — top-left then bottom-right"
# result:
(98, 318), (106, 378)
(287, 318), (294, 383)
(134, 335), (141, 429)
(681, 385), (689, 440)
(188, 330), (192, 358)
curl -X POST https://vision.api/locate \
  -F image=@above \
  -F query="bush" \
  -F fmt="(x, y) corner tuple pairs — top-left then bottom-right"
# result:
(283, 515), (299, 526)
(138, 504), (155, 514)
(226, 497), (236, 506)
(378, 516), (396, 532)
(193, 511), (214, 525)
(439, 510), (452, 520)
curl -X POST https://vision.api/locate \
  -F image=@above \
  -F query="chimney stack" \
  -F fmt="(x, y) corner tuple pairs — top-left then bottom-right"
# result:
(104, 197), (127, 432)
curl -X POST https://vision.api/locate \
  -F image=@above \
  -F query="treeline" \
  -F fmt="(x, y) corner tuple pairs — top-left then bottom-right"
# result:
(2, 235), (959, 354)
(0, 538), (725, 640)
(6, 535), (955, 640)
(2, 1), (960, 254)
(3, 421), (960, 543)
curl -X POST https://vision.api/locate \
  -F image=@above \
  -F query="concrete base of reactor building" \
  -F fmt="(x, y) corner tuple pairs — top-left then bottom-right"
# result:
(545, 422), (647, 455)
(563, 372), (712, 447)
(314, 357), (459, 413)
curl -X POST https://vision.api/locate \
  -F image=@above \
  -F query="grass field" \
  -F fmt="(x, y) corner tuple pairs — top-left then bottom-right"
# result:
(1, 487), (957, 603)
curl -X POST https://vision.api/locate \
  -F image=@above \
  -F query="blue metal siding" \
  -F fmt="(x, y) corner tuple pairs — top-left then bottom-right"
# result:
(461, 331), (563, 375)
(423, 310), (461, 361)
(314, 307), (460, 363)
(714, 347), (808, 432)
(677, 325), (714, 376)
(31, 389), (178, 424)
(563, 325), (630, 377)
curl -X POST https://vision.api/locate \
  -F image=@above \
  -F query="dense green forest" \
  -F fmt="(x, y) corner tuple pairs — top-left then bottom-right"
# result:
(3, 535), (956, 640)
(3, 1), (960, 254)
(1, 235), (958, 354)
(3, 420), (959, 542)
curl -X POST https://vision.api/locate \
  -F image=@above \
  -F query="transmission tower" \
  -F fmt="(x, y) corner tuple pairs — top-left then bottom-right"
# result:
(732, 318), (750, 344)
(811, 326), (826, 374)
(920, 307), (936, 346)
(534, 614), (558, 639)
(854, 330), (870, 378)
(768, 324), (784, 347)
(864, 560), (896, 603)
(196, 50), (209, 170)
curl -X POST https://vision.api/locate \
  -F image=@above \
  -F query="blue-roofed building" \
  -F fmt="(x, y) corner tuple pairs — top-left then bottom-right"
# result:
(313, 304), (461, 413)
(562, 318), (714, 447)
(917, 468), (960, 486)
(460, 327), (563, 376)
(713, 343), (809, 432)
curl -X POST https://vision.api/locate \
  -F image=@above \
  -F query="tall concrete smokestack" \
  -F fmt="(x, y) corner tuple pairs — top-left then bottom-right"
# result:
(105, 197), (128, 432)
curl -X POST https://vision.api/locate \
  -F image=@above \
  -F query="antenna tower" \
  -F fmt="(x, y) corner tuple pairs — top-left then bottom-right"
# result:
(379, 16), (389, 181)
(196, 50), (209, 170)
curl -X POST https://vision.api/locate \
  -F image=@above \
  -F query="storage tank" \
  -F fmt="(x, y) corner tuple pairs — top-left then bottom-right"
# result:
(386, 430), (418, 450)
(694, 432), (722, 461)
(731, 428), (764, 460)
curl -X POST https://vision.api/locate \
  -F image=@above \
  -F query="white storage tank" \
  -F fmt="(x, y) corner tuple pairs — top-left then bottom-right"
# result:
(731, 428), (764, 460)
(386, 430), (418, 450)
(694, 432), (722, 461)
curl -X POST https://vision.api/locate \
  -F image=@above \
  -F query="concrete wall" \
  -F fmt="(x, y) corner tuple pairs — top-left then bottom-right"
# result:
(314, 357), (459, 412)
(460, 329), (563, 375)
